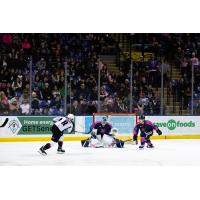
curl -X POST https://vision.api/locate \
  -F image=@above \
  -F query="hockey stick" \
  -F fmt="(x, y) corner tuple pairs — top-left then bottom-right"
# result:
(74, 130), (91, 134)
(0, 118), (8, 128)
(122, 139), (133, 143)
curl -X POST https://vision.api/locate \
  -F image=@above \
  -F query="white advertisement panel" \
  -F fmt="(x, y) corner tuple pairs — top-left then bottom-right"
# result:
(0, 116), (22, 137)
(0, 115), (200, 138)
(146, 116), (200, 135)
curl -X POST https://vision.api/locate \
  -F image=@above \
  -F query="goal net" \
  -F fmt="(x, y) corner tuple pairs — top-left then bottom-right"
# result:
(92, 113), (136, 138)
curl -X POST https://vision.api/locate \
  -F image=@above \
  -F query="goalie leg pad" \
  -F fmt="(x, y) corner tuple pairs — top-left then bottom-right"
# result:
(115, 139), (124, 148)
(81, 139), (90, 147)
(102, 134), (115, 147)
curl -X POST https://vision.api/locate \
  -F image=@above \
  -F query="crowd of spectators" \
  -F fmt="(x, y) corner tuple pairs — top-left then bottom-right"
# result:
(0, 33), (119, 115)
(3, 33), (200, 116)
(168, 34), (200, 113)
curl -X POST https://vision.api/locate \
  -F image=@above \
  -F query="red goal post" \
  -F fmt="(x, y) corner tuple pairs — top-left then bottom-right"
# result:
(92, 112), (137, 136)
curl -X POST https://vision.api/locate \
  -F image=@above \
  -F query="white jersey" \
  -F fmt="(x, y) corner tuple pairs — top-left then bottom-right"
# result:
(53, 117), (74, 132)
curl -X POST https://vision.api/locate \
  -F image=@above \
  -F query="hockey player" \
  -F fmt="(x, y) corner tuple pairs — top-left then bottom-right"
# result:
(81, 116), (124, 148)
(38, 114), (75, 155)
(133, 115), (162, 149)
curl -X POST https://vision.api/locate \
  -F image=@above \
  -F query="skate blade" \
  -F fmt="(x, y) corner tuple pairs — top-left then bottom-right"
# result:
(57, 151), (65, 154)
(38, 150), (47, 156)
(139, 147), (145, 150)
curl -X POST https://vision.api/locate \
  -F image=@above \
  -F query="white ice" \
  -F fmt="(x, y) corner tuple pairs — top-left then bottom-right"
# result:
(0, 139), (200, 166)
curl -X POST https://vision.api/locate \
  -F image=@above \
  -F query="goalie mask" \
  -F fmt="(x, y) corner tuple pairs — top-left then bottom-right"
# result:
(102, 116), (108, 125)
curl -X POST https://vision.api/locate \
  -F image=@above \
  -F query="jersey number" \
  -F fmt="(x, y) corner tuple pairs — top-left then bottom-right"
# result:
(61, 120), (68, 126)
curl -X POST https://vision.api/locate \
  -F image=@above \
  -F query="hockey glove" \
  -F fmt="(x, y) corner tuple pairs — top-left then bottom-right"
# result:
(157, 129), (162, 135)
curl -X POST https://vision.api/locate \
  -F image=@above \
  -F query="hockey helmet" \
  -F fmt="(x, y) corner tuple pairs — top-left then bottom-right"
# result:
(102, 116), (108, 124)
(111, 128), (118, 134)
(139, 115), (145, 120)
(67, 114), (75, 122)
(102, 116), (108, 122)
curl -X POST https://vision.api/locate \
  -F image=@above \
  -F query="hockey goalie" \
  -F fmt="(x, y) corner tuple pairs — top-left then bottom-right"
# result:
(81, 116), (124, 148)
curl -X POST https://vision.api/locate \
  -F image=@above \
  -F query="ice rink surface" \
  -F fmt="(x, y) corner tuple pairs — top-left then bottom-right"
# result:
(0, 139), (200, 166)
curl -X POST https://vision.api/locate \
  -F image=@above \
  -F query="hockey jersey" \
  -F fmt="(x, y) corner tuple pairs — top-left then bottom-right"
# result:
(133, 120), (158, 136)
(53, 117), (74, 132)
(92, 121), (113, 135)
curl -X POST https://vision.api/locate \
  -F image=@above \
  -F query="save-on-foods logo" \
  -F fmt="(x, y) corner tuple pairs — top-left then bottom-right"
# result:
(154, 119), (195, 130)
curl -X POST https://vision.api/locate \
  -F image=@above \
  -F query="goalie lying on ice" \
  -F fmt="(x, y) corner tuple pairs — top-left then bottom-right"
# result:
(81, 127), (124, 148)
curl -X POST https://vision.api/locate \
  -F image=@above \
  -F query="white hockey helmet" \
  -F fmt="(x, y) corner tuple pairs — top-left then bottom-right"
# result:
(67, 114), (75, 122)
(111, 128), (118, 134)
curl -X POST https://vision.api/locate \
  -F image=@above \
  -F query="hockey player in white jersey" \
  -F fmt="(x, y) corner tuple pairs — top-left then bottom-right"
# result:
(38, 114), (75, 155)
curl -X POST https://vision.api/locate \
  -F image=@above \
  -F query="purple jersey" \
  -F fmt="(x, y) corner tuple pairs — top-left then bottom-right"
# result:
(133, 120), (158, 136)
(92, 121), (112, 136)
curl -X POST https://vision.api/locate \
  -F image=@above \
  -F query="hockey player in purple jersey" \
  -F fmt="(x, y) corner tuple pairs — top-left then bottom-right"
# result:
(133, 115), (162, 149)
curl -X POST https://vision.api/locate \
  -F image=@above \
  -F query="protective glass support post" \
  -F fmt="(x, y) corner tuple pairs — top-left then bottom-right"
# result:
(29, 56), (32, 115)
(64, 62), (68, 116)
(191, 64), (194, 115)
(160, 60), (164, 115)
(97, 59), (101, 112)
(130, 59), (133, 112)
(69, 77), (72, 113)
(129, 34), (132, 112)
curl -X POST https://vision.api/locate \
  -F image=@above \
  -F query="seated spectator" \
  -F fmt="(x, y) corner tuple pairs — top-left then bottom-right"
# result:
(87, 101), (97, 115)
(181, 57), (189, 76)
(22, 38), (31, 49)
(71, 100), (81, 115)
(191, 52), (199, 67)
(11, 76), (23, 97)
(2, 34), (12, 45)
(31, 92), (40, 112)
(50, 95), (62, 110)
(0, 91), (9, 114)
(20, 99), (30, 115)
(52, 85), (60, 98)
(9, 97), (20, 114)
(41, 83), (52, 100)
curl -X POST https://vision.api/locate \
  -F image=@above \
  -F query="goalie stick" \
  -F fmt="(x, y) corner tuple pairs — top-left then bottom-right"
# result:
(0, 118), (9, 128)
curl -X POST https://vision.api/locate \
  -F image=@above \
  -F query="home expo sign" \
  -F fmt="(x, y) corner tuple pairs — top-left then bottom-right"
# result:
(0, 116), (74, 137)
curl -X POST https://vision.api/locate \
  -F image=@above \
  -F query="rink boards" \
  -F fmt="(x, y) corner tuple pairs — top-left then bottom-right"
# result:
(0, 115), (200, 142)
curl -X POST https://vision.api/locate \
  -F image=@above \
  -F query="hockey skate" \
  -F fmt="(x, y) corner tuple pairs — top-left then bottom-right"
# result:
(139, 145), (145, 149)
(57, 148), (65, 154)
(38, 146), (47, 156)
(147, 144), (154, 148)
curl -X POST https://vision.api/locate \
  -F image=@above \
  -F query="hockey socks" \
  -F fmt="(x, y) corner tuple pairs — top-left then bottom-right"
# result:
(57, 141), (65, 153)
(43, 143), (51, 150)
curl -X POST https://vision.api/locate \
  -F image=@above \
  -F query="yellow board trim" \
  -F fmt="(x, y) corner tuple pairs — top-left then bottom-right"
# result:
(0, 136), (89, 142)
(0, 135), (200, 142)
